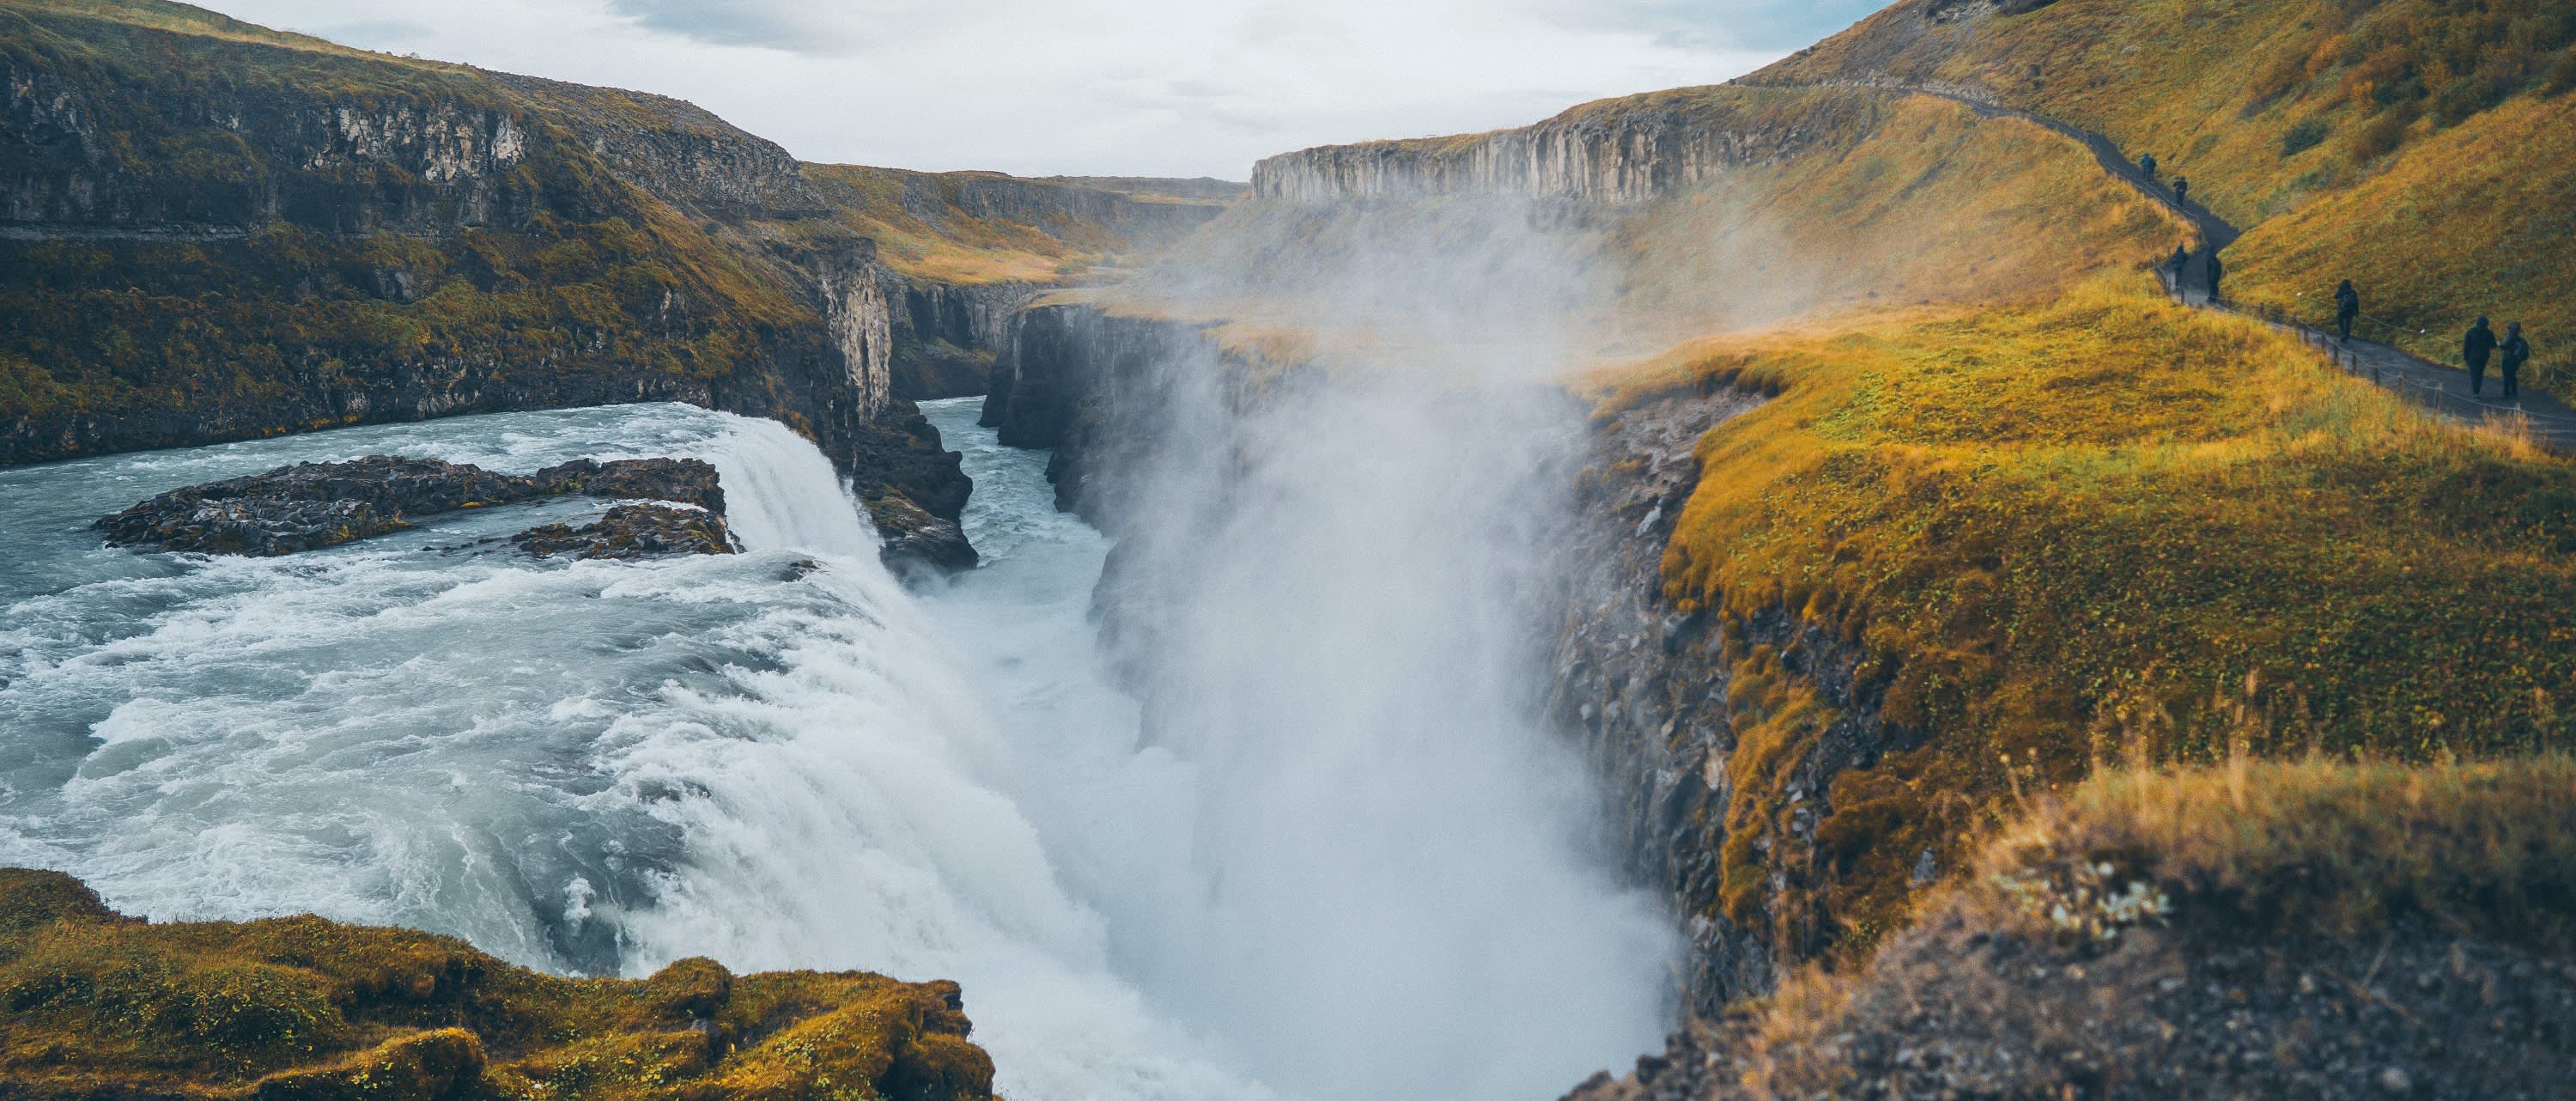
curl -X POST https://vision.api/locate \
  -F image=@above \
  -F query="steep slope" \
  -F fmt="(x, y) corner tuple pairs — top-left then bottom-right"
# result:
(0, 0), (1234, 563)
(0, 867), (995, 1101)
(1757, 0), (2576, 385)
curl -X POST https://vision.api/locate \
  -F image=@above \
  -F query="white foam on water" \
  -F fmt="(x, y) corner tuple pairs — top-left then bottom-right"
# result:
(0, 405), (1263, 1101)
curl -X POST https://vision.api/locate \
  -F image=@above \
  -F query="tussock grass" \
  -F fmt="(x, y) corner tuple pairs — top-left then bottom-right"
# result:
(1988, 755), (2576, 948)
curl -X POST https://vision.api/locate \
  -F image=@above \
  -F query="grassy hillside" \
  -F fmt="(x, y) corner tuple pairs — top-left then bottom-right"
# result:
(1761, 0), (2576, 383)
(797, 166), (1229, 287)
(0, 868), (994, 1101)
(1595, 273), (2576, 951)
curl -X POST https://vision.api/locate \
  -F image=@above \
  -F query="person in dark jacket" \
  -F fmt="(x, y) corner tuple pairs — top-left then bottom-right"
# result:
(2168, 243), (2190, 289)
(2141, 152), (2158, 182)
(2335, 280), (2360, 341)
(2500, 321), (2531, 400)
(2205, 249), (2224, 302)
(2464, 317), (2498, 396)
(2173, 176), (2190, 205)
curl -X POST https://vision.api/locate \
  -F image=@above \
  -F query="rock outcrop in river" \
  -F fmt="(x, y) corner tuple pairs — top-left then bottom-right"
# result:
(97, 454), (733, 557)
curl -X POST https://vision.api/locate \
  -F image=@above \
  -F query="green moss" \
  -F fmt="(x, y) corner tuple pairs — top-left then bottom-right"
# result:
(0, 868), (994, 1101)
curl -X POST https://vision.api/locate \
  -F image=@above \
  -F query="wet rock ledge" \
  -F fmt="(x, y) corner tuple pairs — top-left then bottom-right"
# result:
(95, 455), (737, 559)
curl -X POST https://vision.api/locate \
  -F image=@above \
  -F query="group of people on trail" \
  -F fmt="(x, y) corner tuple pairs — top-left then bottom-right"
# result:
(2337, 280), (2537, 402)
(2464, 316), (2535, 400)
(2167, 241), (2221, 301)
(2145, 151), (2540, 405)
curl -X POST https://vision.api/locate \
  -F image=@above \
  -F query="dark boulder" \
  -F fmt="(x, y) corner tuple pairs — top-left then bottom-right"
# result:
(532, 458), (726, 513)
(511, 504), (738, 560)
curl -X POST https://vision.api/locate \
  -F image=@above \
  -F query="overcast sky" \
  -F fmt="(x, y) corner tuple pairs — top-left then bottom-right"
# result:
(197, 0), (1886, 179)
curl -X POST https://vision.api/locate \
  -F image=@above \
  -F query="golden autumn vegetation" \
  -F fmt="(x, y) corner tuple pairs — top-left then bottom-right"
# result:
(1593, 268), (2576, 957)
(1766, 0), (2576, 387)
(0, 868), (993, 1101)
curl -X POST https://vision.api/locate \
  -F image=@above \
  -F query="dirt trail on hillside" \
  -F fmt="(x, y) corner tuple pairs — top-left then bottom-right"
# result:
(1742, 76), (2576, 451)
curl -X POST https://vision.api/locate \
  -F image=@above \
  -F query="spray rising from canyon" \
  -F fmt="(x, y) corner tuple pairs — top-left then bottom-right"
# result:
(1039, 194), (1725, 1098)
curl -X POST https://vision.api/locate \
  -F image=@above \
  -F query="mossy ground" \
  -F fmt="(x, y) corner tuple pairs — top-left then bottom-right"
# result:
(0, 868), (993, 1101)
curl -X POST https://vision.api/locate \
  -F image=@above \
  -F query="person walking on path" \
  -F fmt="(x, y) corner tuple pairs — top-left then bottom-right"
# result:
(2335, 280), (2360, 341)
(2141, 152), (2158, 183)
(2172, 176), (2190, 206)
(2464, 317), (2499, 396)
(2168, 243), (2190, 290)
(2500, 321), (2531, 401)
(2204, 249), (2224, 303)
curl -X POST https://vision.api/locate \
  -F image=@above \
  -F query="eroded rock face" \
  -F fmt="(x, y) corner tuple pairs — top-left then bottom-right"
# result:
(512, 503), (738, 560)
(96, 455), (729, 557)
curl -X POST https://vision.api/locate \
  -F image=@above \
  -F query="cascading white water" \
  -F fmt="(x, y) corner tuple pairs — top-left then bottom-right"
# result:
(0, 404), (1261, 1100)
(1, 394), (1673, 1101)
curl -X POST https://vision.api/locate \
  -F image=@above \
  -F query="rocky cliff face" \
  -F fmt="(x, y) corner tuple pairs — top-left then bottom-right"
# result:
(885, 275), (1040, 399)
(0, 1), (969, 568)
(4, 55), (537, 233)
(1547, 384), (1929, 1017)
(1249, 88), (1868, 204)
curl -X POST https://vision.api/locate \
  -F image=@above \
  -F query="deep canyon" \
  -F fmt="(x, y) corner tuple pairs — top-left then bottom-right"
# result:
(11, 1), (2576, 1099)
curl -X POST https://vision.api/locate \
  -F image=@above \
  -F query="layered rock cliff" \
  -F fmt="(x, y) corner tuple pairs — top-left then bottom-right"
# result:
(1249, 87), (1873, 204)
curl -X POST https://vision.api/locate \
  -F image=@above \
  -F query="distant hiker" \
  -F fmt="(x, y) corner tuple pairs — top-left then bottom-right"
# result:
(2168, 243), (2190, 289)
(2173, 176), (2190, 206)
(2335, 280), (2360, 341)
(2140, 152), (2158, 182)
(2500, 321), (2531, 400)
(2205, 250), (2224, 302)
(2464, 316), (2498, 396)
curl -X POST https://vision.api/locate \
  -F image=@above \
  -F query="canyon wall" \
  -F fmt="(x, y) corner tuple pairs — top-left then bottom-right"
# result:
(0, 3), (977, 563)
(1249, 87), (1871, 204)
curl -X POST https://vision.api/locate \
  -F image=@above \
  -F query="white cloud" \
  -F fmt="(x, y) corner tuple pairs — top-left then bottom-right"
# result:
(197, 0), (1883, 178)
